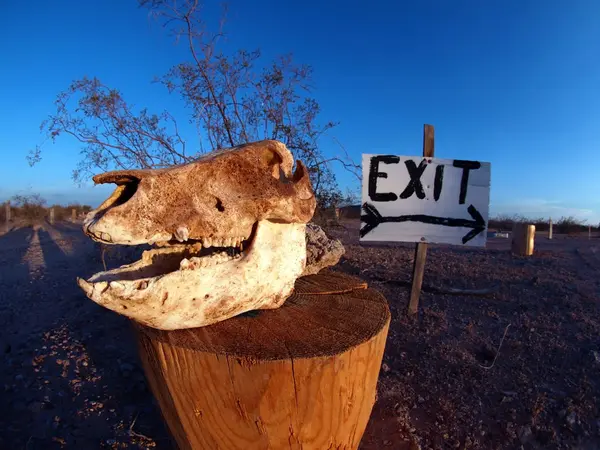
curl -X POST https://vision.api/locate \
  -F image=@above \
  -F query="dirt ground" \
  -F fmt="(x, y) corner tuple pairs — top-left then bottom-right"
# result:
(1, 219), (600, 449)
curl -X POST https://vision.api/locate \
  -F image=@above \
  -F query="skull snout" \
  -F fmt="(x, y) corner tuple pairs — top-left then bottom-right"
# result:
(83, 179), (146, 244)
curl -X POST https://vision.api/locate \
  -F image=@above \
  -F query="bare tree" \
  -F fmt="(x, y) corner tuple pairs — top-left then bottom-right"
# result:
(28, 77), (188, 183)
(11, 193), (48, 223)
(30, 0), (359, 208)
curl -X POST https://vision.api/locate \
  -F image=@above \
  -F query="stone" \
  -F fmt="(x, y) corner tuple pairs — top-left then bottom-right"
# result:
(302, 223), (345, 276)
(120, 362), (134, 373)
(518, 425), (532, 443)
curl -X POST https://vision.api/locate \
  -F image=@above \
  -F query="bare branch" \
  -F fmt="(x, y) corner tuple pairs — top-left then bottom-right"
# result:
(31, 1), (356, 211)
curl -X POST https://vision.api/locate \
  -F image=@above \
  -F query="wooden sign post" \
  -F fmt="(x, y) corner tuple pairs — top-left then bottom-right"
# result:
(360, 124), (491, 316)
(409, 125), (434, 315)
(49, 208), (55, 225)
(72, 208), (77, 221)
(548, 217), (553, 240)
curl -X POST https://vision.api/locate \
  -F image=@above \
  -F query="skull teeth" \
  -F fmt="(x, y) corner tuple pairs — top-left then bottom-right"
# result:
(174, 226), (189, 242)
(196, 236), (248, 248)
(179, 251), (240, 271)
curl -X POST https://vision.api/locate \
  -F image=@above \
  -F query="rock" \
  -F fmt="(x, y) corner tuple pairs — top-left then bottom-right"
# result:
(518, 425), (532, 443)
(409, 441), (421, 450)
(302, 223), (345, 276)
(104, 344), (117, 353)
(592, 351), (600, 364)
(381, 363), (390, 373)
(418, 395), (425, 404)
(12, 400), (26, 411)
(29, 401), (44, 413)
(566, 411), (577, 427)
(120, 362), (134, 373)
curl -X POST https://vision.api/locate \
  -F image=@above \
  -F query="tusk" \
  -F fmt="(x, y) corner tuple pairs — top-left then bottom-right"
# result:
(77, 277), (93, 296)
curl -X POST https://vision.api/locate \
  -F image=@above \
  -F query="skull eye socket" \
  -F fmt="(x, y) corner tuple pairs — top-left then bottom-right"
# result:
(215, 197), (225, 212)
(262, 148), (284, 180)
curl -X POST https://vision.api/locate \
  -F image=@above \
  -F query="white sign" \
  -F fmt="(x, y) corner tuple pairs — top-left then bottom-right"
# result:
(360, 154), (491, 247)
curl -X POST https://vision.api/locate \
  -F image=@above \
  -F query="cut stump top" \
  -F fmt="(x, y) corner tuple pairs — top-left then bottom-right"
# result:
(135, 271), (390, 361)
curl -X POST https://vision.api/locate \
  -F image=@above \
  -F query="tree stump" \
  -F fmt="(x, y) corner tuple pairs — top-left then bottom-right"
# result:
(512, 223), (535, 256)
(134, 271), (390, 450)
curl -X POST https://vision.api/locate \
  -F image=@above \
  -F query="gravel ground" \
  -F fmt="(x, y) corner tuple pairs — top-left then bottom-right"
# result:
(1, 219), (600, 449)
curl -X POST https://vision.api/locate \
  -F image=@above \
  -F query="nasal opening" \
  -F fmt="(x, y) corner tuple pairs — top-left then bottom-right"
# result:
(96, 180), (139, 212)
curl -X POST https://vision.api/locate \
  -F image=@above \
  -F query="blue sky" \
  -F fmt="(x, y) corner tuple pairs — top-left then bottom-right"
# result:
(1, 0), (599, 223)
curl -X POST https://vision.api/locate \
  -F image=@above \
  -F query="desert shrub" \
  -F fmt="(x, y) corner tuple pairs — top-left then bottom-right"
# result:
(488, 214), (559, 232)
(489, 214), (591, 235)
(312, 206), (340, 230)
(488, 214), (528, 232)
(554, 216), (588, 235)
(49, 205), (67, 221)
(4, 196), (92, 225)
(47, 203), (93, 222)
(11, 194), (47, 224)
(338, 204), (361, 220)
(531, 217), (549, 232)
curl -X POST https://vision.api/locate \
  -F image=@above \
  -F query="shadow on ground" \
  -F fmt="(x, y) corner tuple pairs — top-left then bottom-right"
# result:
(0, 222), (173, 449)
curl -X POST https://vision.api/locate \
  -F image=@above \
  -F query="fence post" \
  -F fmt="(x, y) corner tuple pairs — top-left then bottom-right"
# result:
(512, 223), (535, 256)
(72, 208), (76, 221)
(49, 208), (55, 225)
(5, 201), (10, 230)
(548, 217), (552, 240)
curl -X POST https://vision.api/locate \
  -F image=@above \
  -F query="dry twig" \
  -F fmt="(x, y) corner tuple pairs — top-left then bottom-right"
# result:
(128, 411), (152, 440)
(101, 244), (107, 271)
(479, 323), (511, 370)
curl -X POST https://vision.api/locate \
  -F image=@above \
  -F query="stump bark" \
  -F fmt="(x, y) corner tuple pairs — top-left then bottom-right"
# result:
(512, 223), (535, 256)
(134, 272), (390, 450)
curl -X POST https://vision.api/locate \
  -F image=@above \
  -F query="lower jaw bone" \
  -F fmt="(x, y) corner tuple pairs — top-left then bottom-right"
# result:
(77, 220), (307, 330)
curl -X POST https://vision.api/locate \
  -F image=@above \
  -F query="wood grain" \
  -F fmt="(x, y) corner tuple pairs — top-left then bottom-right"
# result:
(511, 223), (535, 256)
(408, 124), (434, 316)
(134, 271), (390, 450)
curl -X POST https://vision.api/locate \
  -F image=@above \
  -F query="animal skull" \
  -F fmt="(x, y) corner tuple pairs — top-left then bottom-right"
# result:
(77, 140), (316, 330)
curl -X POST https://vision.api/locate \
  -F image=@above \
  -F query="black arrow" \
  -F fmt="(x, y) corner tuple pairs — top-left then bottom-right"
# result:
(360, 202), (486, 244)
